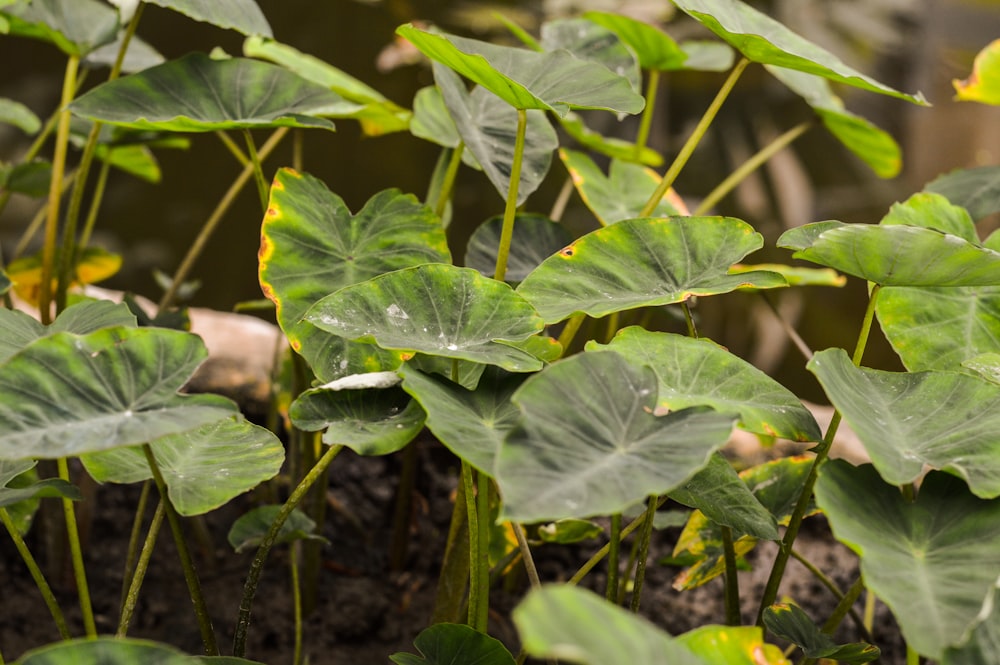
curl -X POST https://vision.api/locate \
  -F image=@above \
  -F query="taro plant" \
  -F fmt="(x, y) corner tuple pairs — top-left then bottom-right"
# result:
(1, 1), (999, 664)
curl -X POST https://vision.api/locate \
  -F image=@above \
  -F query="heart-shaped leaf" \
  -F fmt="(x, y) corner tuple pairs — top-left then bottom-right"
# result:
(12, 638), (196, 665)
(763, 603), (880, 664)
(400, 366), (524, 474)
(496, 351), (736, 522)
(0, 0), (118, 57)
(953, 38), (1000, 105)
(228, 505), (326, 554)
(925, 165), (1000, 222)
(259, 169), (449, 381)
(876, 285), (1000, 372)
(434, 63), (557, 205)
(306, 264), (545, 372)
(465, 214), (573, 282)
(766, 65), (901, 178)
(395, 24), (645, 117)
(778, 222), (1000, 286)
(672, 0), (926, 104)
(69, 53), (355, 132)
(290, 387), (425, 455)
(79, 418), (284, 516)
(559, 149), (686, 225)
(390, 623), (515, 665)
(144, 0), (271, 37)
(676, 626), (791, 664)
(540, 18), (641, 92)
(0, 327), (236, 460)
(590, 327), (820, 441)
(816, 460), (1000, 660)
(582, 12), (688, 71)
(0, 299), (136, 364)
(518, 217), (786, 323)
(808, 348), (1000, 498)
(513, 585), (705, 665)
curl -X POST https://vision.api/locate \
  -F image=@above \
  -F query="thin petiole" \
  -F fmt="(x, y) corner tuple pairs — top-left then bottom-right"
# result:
(493, 109), (528, 282)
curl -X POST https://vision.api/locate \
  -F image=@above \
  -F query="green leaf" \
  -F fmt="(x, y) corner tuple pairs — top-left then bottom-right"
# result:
(964, 353), (1000, 385)
(953, 38), (1000, 106)
(672, 0), (926, 105)
(0, 460), (80, 509)
(590, 327), (820, 441)
(808, 348), (1000, 498)
(0, 97), (40, 134)
(227, 505), (326, 554)
(306, 264), (545, 372)
(518, 217), (786, 323)
(411, 86), (461, 149)
(537, 519), (604, 544)
(465, 214), (573, 282)
(729, 263), (845, 287)
(259, 169), (449, 381)
(766, 65), (901, 178)
(763, 602), (880, 663)
(1, 160), (52, 197)
(243, 36), (411, 135)
(558, 112), (663, 166)
(395, 24), (645, 117)
(942, 580), (1000, 665)
(0, 327), (236, 460)
(881, 192), (979, 242)
(816, 460), (1000, 660)
(675, 625), (791, 664)
(400, 366), (524, 474)
(12, 637), (232, 664)
(560, 149), (684, 225)
(69, 53), (355, 132)
(678, 40), (736, 72)
(0, 299), (136, 365)
(669, 453), (778, 540)
(513, 585), (705, 665)
(876, 285), (1000, 372)
(143, 0), (272, 37)
(289, 386), (425, 455)
(925, 165), (1000, 222)
(83, 31), (164, 74)
(540, 18), (641, 92)
(1, 0), (118, 57)
(389, 623), (515, 665)
(434, 63), (557, 205)
(778, 222), (1000, 286)
(496, 351), (735, 522)
(405, 354), (486, 390)
(583, 11), (688, 71)
(80, 418), (284, 516)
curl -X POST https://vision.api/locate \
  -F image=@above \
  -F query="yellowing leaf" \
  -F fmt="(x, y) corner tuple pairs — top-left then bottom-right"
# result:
(7, 247), (121, 306)
(954, 39), (1000, 106)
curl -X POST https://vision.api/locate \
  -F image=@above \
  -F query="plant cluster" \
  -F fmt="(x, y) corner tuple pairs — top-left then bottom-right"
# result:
(1, 1), (999, 664)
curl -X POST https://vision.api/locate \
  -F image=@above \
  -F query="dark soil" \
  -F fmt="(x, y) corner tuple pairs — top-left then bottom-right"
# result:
(0, 440), (905, 664)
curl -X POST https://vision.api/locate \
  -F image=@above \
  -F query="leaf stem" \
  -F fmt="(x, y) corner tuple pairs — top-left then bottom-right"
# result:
(557, 313), (586, 352)
(57, 457), (96, 637)
(606, 513), (622, 602)
(568, 497), (668, 585)
(511, 522), (541, 589)
(721, 525), (741, 625)
(234, 443), (343, 657)
(290, 541), (304, 665)
(117, 498), (165, 637)
(494, 109), (528, 282)
(0, 506), (71, 639)
(789, 549), (869, 640)
(242, 129), (269, 212)
(639, 58), (750, 218)
(628, 495), (658, 613)
(435, 143), (465, 219)
(634, 69), (660, 159)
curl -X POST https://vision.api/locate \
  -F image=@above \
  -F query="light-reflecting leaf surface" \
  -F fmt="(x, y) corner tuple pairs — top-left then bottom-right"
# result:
(290, 387), (425, 455)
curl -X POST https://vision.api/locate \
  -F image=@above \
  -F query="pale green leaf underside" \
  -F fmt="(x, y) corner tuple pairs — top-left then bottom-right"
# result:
(144, 0), (271, 37)
(1, 0), (118, 57)
(924, 165), (1000, 222)
(583, 11), (687, 71)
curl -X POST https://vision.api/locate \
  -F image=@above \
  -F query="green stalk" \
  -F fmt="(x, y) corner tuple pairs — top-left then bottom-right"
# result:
(548, 176), (574, 222)
(568, 497), (668, 585)
(14, 170), (77, 259)
(511, 522), (541, 589)
(117, 498), (165, 637)
(158, 126), (289, 311)
(461, 462), (486, 631)
(474, 472), (491, 629)
(682, 302), (698, 338)
(639, 58), (750, 218)
(693, 120), (814, 215)
(757, 285), (883, 624)
(557, 313), (586, 351)
(290, 541), (304, 665)
(142, 445), (217, 655)
(0, 506), (71, 639)
(216, 130), (249, 166)
(628, 495), (657, 613)
(720, 525), (741, 625)
(38, 55), (80, 324)
(493, 109), (528, 282)
(57, 457), (96, 637)
(119, 480), (153, 613)
(634, 69), (660, 159)
(435, 143), (465, 219)
(789, 550), (869, 639)
(242, 129), (269, 212)
(432, 475), (470, 624)
(234, 443), (343, 657)
(606, 513), (621, 602)
(820, 576), (866, 636)
(77, 158), (111, 251)
(907, 645), (920, 665)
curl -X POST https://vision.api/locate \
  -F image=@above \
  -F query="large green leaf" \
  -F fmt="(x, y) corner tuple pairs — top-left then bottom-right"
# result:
(808, 348), (1000, 498)
(540, 18), (641, 92)
(395, 24), (644, 117)
(766, 65), (901, 178)
(513, 585), (705, 665)
(465, 214), (573, 282)
(942, 580), (1000, 665)
(243, 36), (410, 135)
(496, 351), (736, 522)
(69, 53), (355, 132)
(590, 327), (820, 441)
(0, 299), (136, 364)
(143, 0), (271, 37)
(434, 63), (557, 205)
(675, 626), (791, 664)
(1, 0), (118, 57)
(79, 418), (284, 516)
(0, 327), (236, 460)
(259, 169), (449, 381)
(763, 603), (880, 664)
(518, 217), (786, 323)
(672, 0), (926, 105)
(400, 366), (524, 474)
(816, 460), (1000, 660)
(390, 623), (515, 665)
(289, 386), (425, 455)
(925, 165), (1000, 222)
(877, 285), (1000, 372)
(583, 11), (688, 71)
(306, 264), (545, 372)
(559, 149), (684, 225)
(778, 222), (1000, 286)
